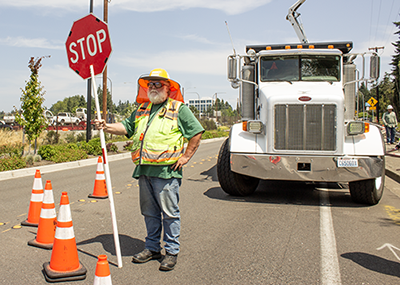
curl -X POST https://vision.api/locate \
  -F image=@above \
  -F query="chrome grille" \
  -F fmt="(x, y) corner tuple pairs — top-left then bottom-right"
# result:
(274, 104), (336, 151)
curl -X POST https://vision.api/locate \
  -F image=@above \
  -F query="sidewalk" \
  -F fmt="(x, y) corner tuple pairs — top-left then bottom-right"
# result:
(385, 143), (400, 183)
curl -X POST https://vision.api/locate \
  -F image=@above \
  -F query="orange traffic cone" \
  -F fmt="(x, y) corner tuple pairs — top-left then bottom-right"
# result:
(93, 255), (112, 285)
(28, 180), (57, 249)
(21, 169), (43, 227)
(43, 192), (87, 282)
(89, 156), (108, 199)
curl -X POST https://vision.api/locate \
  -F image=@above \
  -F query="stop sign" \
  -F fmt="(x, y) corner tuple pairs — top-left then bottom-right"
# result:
(65, 14), (112, 80)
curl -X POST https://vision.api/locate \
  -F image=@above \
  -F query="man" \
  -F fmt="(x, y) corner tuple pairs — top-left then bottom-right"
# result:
(382, 105), (398, 144)
(95, 68), (204, 271)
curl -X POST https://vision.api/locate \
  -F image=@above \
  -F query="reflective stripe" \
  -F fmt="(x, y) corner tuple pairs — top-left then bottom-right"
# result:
(40, 208), (57, 219)
(94, 275), (112, 284)
(32, 178), (43, 190)
(42, 190), (55, 204)
(55, 226), (75, 240)
(30, 193), (44, 202)
(96, 162), (104, 172)
(96, 172), (105, 179)
(57, 204), (72, 222)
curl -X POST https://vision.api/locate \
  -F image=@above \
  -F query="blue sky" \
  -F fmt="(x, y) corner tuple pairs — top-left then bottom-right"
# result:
(1, 0), (400, 114)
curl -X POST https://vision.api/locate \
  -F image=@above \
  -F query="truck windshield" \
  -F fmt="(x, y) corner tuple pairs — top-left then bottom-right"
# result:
(260, 55), (340, 82)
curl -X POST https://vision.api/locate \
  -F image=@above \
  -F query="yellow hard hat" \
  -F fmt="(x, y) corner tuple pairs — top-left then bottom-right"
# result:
(137, 68), (183, 103)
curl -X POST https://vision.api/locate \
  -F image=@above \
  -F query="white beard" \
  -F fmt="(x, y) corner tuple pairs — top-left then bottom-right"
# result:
(148, 89), (168, 104)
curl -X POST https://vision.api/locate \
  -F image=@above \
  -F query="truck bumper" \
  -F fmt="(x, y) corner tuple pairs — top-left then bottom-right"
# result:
(230, 154), (384, 182)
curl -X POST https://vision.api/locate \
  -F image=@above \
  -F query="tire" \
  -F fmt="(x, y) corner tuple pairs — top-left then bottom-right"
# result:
(217, 138), (260, 196)
(75, 120), (80, 125)
(60, 119), (65, 126)
(349, 157), (385, 205)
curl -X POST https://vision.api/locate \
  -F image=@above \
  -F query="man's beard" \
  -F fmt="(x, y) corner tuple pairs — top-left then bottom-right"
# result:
(148, 89), (168, 104)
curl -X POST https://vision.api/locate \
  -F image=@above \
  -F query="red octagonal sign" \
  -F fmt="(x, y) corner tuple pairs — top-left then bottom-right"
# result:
(65, 14), (112, 80)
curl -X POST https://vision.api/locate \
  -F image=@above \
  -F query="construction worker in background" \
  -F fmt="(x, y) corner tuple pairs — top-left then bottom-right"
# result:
(95, 68), (204, 271)
(382, 105), (398, 145)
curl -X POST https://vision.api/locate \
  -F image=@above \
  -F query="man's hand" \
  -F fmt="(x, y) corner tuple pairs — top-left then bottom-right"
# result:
(171, 132), (202, 171)
(94, 119), (107, 130)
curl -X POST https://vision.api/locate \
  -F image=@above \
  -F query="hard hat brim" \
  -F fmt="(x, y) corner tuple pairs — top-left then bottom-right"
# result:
(136, 76), (184, 104)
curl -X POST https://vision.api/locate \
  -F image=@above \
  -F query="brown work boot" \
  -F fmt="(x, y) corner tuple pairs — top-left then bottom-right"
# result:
(132, 249), (161, 263)
(159, 253), (178, 271)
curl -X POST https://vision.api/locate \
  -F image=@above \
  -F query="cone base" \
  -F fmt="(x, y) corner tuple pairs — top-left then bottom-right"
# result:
(28, 238), (53, 250)
(21, 220), (39, 227)
(43, 262), (87, 282)
(88, 194), (108, 199)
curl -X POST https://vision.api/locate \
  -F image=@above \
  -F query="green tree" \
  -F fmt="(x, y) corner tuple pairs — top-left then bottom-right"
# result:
(390, 19), (400, 114)
(189, 105), (199, 119)
(50, 95), (86, 114)
(14, 57), (49, 154)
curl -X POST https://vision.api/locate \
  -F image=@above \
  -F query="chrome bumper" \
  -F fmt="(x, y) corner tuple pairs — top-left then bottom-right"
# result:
(230, 154), (384, 182)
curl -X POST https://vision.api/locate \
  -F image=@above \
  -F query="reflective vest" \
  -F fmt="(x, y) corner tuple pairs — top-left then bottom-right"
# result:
(131, 98), (184, 165)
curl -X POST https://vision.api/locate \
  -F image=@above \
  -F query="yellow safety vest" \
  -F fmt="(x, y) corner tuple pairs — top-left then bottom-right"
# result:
(131, 98), (184, 165)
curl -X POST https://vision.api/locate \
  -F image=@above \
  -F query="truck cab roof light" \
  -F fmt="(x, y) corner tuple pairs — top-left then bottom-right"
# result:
(246, 42), (353, 54)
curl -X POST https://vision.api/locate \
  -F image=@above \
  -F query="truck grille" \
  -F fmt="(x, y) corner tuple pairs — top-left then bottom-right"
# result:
(274, 104), (336, 151)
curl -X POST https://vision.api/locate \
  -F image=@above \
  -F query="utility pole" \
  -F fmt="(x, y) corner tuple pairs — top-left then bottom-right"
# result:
(102, 0), (109, 122)
(369, 46), (384, 122)
(86, 0), (94, 142)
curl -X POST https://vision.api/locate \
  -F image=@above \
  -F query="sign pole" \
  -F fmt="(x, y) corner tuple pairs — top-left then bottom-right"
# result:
(90, 65), (122, 268)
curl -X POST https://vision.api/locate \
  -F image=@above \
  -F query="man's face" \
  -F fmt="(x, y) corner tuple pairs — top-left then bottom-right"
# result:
(147, 80), (169, 104)
(389, 109), (393, 113)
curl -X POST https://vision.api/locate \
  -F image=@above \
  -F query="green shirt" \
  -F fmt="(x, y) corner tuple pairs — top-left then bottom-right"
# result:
(121, 101), (204, 179)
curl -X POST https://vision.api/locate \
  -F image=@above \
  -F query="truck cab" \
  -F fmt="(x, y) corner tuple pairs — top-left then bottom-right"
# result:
(217, 41), (385, 205)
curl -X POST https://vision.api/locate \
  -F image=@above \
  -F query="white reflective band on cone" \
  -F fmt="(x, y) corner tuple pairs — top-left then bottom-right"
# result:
(57, 205), (72, 222)
(96, 173), (106, 180)
(43, 191), (55, 204)
(32, 179), (43, 190)
(97, 163), (104, 172)
(40, 208), (57, 219)
(94, 275), (112, 285)
(31, 193), (44, 202)
(55, 226), (75, 240)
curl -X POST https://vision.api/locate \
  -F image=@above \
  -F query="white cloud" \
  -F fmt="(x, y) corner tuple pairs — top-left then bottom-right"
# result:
(0, 37), (63, 50)
(2, 0), (272, 15)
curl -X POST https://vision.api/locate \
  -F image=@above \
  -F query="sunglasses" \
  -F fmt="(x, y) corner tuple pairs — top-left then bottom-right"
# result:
(147, 82), (165, 88)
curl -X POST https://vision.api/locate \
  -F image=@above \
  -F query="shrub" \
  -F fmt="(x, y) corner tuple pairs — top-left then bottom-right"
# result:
(50, 147), (87, 163)
(65, 133), (76, 144)
(38, 145), (57, 160)
(107, 143), (119, 153)
(200, 119), (217, 131)
(76, 132), (86, 142)
(0, 143), (24, 158)
(25, 154), (34, 165)
(87, 138), (102, 155)
(44, 131), (60, 145)
(123, 141), (133, 150)
(0, 156), (26, 171)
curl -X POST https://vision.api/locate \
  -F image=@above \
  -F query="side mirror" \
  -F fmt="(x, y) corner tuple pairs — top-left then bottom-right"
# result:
(370, 55), (380, 80)
(228, 56), (238, 80)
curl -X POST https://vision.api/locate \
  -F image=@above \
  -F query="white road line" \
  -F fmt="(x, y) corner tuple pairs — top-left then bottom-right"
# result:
(320, 189), (342, 285)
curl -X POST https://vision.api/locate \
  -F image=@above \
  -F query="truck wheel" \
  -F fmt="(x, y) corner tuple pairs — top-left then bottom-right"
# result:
(60, 119), (65, 126)
(75, 120), (79, 125)
(217, 138), (260, 196)
(349, 165), (385, 205)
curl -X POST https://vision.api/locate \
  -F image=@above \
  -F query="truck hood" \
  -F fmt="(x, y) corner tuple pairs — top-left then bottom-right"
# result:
(260, 82), (343, 102)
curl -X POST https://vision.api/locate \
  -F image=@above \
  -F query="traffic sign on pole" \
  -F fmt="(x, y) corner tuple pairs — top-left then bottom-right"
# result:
(65, 14), (122, 268)
(65, 14), (112, 80)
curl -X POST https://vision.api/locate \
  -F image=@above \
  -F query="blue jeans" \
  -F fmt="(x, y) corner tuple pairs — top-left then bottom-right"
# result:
(138, 176), (181, 255)
(386, 126), (396, 143)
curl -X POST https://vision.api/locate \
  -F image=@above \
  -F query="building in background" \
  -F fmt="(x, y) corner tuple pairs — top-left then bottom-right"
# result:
(185, 97), (213, 114)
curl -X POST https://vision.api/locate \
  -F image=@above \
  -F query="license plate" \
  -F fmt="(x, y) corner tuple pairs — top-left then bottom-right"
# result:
(337, 158), (358, 167)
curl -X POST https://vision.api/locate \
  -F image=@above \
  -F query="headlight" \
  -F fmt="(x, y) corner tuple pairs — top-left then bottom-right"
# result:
(347, 121), (369, 135)
(242, 120), (263, 134)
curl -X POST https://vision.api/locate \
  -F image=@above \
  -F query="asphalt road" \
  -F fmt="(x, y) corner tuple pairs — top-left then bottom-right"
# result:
(1, 139), (400, 284)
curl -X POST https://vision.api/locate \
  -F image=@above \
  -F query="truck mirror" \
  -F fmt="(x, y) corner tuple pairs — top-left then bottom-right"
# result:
(370, 55), (380, 80)
(228, 56), (238, 80)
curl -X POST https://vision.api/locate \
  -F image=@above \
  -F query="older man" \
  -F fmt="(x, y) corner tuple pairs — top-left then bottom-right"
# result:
(382, 105), (398, 144)
(95, 68), (204, 271)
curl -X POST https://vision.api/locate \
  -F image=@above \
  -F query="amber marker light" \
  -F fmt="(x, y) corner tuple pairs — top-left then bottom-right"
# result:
(242, 121), (248, 131)
(328, 45), (334, 49)
(297, 45), (303, 49)
(364, 122), (370, 133)
(285, 45), (291, 49)
(266, 46), (272, 50)
(309, 45), (314, 49)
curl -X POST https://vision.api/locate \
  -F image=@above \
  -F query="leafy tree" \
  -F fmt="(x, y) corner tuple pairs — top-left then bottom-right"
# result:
(50, 95), (86, 114)
(189, 105), (199, 118)
(14, 57), (49, 154)
(390, 19), (400, 114)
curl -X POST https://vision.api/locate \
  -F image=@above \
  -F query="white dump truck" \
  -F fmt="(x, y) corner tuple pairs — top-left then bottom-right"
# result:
(217, 0), (385, 205)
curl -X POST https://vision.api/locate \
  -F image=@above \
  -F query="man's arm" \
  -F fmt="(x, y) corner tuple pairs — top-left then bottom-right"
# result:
(94, 119), (128, 136)
(171, 132), (202, 171)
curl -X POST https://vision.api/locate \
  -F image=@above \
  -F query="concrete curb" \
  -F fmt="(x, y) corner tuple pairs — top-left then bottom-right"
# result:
(0, 137), (227, 181)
